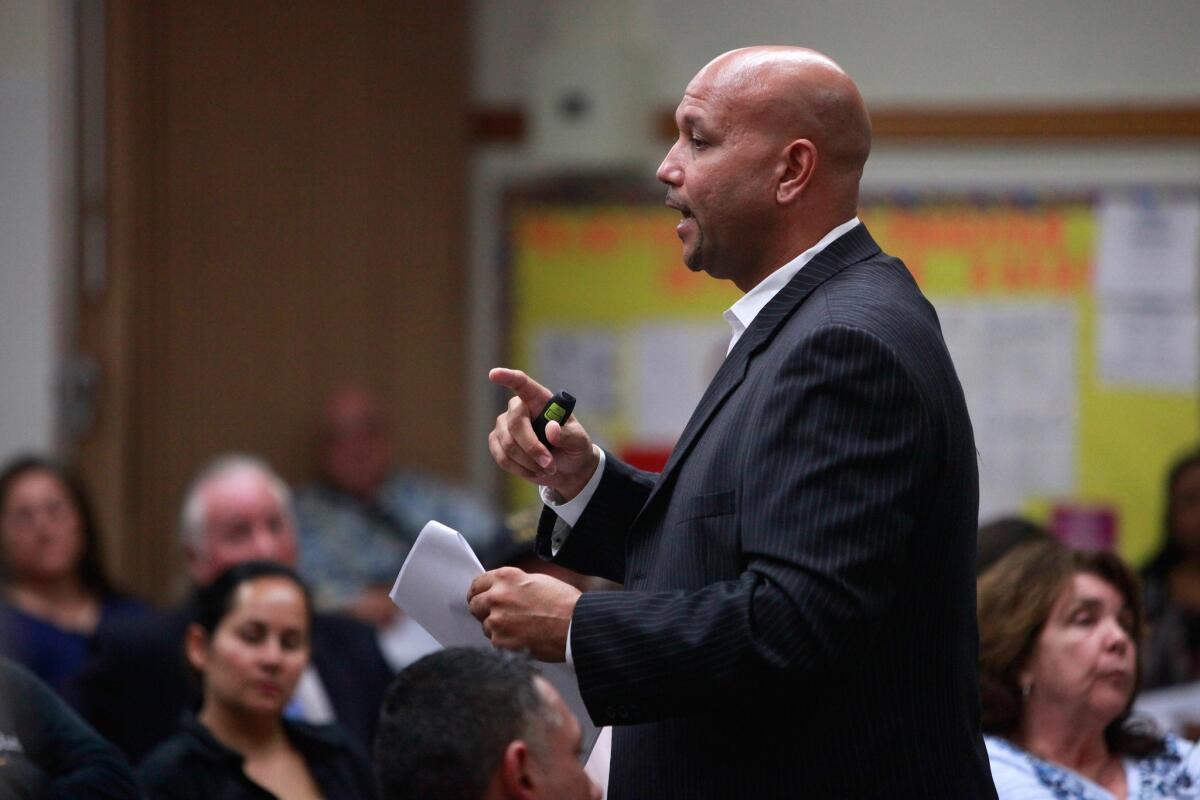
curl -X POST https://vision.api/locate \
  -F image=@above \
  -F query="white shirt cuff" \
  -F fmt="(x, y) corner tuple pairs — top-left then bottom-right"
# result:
(540, 448), (603, 665)
(539, 445), (606, 531)
(565, 620), (574, 666)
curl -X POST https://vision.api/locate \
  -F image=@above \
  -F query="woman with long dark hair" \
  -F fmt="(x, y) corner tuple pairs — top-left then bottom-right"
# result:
(0, 453), (147, 704)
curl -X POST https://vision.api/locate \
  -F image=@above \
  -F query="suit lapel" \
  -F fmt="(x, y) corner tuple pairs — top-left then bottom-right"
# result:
(634, 224), (883, 521)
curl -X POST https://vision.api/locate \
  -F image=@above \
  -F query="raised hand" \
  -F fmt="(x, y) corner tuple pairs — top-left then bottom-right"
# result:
(487, 368), (600, 501)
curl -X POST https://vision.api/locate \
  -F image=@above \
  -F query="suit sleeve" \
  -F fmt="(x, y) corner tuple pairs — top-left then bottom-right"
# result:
(569, 324), (931, 725)
(534, 453), (657, 583)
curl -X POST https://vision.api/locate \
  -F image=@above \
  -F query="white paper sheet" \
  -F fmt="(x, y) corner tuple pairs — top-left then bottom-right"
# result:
(389, 520), (487, 645)
(534, 327), (618, 415)
(1098, 300), (1199, 391)
(376, 614), (441, 672)
(1137, 681), (1200, 737)
(937, 301), (1078, 520)
(389, 520), (601, 758)
(629, 322), (729, 442)
(1095, 193), (1200, 302)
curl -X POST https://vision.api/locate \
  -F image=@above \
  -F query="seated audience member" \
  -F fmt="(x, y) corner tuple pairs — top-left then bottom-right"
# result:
(0, 454), (148, 705)
(1140, 448), (1200, 688)
(294, 385), (511, 628)
(78, 454), (392, 764)
(139, 561), (377, 799)
(977, 515), (1054, 575)
(0, 655), (138, 799)
(375, 648), (600, 800)
(978, 538), (1198, 798)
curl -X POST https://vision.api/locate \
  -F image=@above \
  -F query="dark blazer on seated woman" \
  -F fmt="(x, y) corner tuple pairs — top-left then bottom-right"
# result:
(79, 599), (392, 764)
(138, 714), (376, 800)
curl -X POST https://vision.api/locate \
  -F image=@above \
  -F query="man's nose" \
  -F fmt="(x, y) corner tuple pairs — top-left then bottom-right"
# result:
(249, 527), (281, 560)
(656, 141), (682, 186)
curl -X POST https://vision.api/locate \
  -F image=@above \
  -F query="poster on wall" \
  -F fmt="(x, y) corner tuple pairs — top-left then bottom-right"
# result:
(506, 186), (1200, 564)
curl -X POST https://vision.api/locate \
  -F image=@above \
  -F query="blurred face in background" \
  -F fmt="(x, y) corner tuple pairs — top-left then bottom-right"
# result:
(1020, 571), (1136, 729)
(1, 468), (84, 585)
(1171, 461), (1200, 557)
(321, 387), (393, 499)
(190, 472), (298, 586)
(187, 575), (311, 718)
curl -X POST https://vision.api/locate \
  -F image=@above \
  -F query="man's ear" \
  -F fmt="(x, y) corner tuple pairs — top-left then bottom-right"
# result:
(183, 542), (207, 585)
(498, 739), (539, 800)
(777, 138), (817, 204)
(184, 623), (210, 673)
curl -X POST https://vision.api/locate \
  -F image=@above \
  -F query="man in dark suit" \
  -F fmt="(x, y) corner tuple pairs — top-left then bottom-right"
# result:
(469, 47), (997, 798)
(78, 454), (392, 764)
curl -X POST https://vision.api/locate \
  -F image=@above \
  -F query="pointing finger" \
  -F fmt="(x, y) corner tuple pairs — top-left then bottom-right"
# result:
(489, 367), (552, 409)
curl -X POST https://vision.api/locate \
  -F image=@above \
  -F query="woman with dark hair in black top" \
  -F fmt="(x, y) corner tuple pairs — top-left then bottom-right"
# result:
(138, 561), (376, 799)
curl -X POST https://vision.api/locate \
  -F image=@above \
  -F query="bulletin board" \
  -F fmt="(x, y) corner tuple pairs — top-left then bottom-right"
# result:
(504, 181), (1200, 565)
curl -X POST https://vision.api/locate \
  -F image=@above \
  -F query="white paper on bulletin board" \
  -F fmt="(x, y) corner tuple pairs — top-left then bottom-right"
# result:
(533, 327), (619, 415)
(937, 301), (1079, 521)
(627, 322), (729, 443)
(1098, 300), (1199, 392)
(1095, 193), (1200, 302)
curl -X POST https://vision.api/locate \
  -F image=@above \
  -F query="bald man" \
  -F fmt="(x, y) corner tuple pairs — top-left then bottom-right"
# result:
(472, 47), (996, 798)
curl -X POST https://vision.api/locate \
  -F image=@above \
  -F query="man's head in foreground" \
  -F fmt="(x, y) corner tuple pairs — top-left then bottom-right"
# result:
(375, 648), (600, 800)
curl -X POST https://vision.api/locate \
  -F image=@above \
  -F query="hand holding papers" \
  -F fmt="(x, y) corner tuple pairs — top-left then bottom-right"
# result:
(467, 568), (580, 662)
(389, 521), (486, 646)
(389, 521), (600, 758)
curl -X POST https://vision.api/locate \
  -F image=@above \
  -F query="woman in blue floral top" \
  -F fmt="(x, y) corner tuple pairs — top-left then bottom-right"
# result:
(978, 539), (1200, 799)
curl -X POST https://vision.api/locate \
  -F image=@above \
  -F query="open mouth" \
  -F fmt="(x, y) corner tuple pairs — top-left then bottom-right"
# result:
(665, 194), (692, 219)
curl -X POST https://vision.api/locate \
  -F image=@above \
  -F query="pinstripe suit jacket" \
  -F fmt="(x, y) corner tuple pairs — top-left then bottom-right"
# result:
(539, 224), (997, 798)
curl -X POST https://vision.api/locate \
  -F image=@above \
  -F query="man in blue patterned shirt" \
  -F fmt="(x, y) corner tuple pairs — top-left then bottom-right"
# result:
(295, 385), (514, 628)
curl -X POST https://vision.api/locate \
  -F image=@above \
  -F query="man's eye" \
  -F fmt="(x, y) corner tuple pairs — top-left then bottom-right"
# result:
(690, 136), (707, 149)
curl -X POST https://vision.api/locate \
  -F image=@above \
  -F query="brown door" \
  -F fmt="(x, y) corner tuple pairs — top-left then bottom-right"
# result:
(76, 0), (469, 602)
